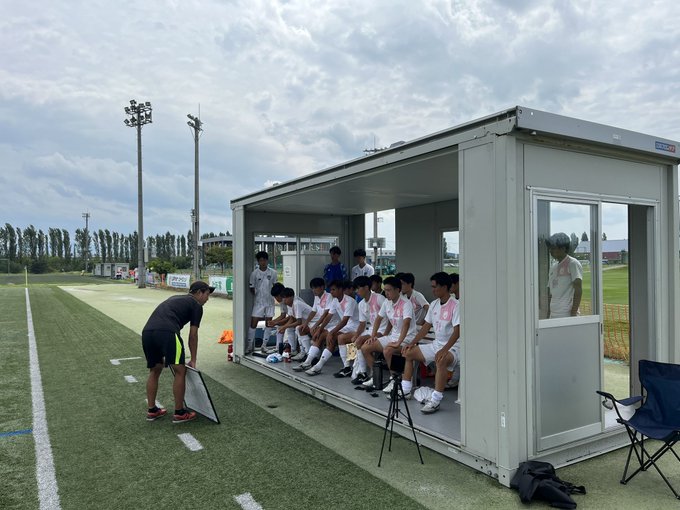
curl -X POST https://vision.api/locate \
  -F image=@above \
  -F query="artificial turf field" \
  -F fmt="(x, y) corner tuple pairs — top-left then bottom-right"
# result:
(3, 280), (680, 509)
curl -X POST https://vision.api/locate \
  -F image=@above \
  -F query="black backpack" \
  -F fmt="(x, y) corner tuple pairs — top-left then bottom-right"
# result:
(510, 461), (586, 509)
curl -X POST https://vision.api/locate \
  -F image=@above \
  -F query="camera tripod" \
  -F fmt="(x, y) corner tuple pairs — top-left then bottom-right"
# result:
(378, 373), (424, 466)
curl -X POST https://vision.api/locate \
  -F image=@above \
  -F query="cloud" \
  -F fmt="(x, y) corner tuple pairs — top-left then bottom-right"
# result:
(1, 0), (680, 246)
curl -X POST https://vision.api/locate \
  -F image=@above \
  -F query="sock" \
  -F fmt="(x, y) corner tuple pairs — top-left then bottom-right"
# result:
(299, 335), (311, 354)
(262, 327), (272, 348)
(287, 330), (298, 351)
(174, 409), (185, 415)
(316, 348), (333, 368)
(305, 345), (320, 364)
(247, 328), (255, 348)
(339, 345), (348, 367)
(148, 406), (157, 412)
(354, 351), (366, 373)
(276, 331), (284, 347)
(402, 380), (412, 394)
(431, 390), (444, 403)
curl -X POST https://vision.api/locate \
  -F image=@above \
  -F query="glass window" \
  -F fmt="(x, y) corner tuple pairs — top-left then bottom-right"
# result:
(537, 200), (597, 320)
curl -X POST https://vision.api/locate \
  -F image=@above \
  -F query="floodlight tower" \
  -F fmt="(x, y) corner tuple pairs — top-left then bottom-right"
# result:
(187, 113), (203, 281)
(123, 99), (152, 288)
(82, 211), (90, 272)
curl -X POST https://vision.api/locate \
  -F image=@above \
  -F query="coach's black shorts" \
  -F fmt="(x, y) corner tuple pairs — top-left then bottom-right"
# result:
(142, 329), (185, 368)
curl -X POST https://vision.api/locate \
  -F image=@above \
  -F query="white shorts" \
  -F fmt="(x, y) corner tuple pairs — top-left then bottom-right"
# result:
(419, 342), (459, 372)
(251, 302), (275, 319)
(340, 322), (360, 334)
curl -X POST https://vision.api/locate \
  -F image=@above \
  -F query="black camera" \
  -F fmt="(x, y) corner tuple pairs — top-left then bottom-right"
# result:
(389, 354), (406, 374)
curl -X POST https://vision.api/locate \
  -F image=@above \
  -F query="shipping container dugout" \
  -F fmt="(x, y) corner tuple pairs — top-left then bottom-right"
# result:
(230, 106), (680, 486)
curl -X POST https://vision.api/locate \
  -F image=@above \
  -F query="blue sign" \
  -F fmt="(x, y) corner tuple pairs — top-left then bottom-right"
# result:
(655, 141), (676, 153)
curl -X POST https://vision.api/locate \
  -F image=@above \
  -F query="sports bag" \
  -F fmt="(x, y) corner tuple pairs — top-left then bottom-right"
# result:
(510, 461), (586, 509)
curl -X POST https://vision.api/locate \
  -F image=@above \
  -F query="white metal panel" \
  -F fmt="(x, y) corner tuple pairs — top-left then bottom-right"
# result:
(524, 144), (663, 200)
(460, 141), (498, 461)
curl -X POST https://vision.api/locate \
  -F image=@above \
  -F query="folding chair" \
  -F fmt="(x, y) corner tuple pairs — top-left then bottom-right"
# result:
(597, 359), (680, 499)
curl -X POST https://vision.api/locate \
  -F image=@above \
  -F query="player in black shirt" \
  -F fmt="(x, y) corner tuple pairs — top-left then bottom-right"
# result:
(142, 280), (215, 423)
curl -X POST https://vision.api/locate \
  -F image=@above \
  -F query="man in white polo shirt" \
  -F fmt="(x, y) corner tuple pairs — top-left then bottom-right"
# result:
(402, 272), (460, 414)
(361, 276), (416, 389)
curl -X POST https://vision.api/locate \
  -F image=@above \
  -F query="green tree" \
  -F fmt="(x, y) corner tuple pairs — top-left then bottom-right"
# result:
(205, 246), (232, 273)
(148, 258), (175, 276)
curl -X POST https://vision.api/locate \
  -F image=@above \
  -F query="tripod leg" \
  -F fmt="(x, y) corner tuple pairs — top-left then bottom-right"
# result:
(379, 392), (396, 467)
(397, 382), (424, 465)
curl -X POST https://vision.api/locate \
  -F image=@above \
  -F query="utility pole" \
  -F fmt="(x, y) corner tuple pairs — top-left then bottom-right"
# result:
(187, 112), (203, 281)
(123, 99), (152, 288)
(82, 212), (90, 272)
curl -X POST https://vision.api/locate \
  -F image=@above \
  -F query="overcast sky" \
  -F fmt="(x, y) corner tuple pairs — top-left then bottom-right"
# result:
(2, 0), (679, 248)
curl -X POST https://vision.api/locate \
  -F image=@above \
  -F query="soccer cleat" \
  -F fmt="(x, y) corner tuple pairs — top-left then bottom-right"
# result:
(361, 378), (375, 390)
(146, 407), (167, 421)
(293, 361), (312, 372)
(351, 373), (369, 385)
(382, 378), (395, 394)
(420, 399), (441, 414)
(172, 409), (197, 423)
(305, 366), (321, 376)
(290, 351), (307, 362)
(333, 366), (353, 378)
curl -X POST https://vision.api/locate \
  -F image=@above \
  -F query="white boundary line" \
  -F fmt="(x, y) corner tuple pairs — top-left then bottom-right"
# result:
(177, 433), (203, 451)
(26, 289), (61, 509)
(124, 375), (138, 383)
(110, 357), (141, 365)
(234, 493), (264, 510)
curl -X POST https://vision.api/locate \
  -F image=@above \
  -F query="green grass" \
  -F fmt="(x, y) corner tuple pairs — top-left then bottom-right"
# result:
(0, 288), (38, 509)
(581, 265), (630, 305)
(0, 272), (124, 287)
(3, 287), (427, 510)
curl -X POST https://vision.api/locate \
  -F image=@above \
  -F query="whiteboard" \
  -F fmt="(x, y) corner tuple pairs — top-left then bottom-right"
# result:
(171, 366), (220, 423)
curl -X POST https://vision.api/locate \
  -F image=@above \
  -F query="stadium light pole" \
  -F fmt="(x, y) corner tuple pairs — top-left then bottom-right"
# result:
(82, 212), (90, 273)
(187, 113), (203, 281)
(124, 99), (152, 289)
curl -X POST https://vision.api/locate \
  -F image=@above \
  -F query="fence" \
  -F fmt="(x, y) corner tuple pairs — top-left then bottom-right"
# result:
(580, 301), (630, 362)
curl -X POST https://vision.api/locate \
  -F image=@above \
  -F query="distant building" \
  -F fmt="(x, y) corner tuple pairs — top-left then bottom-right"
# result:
(574, 239), (628, 262)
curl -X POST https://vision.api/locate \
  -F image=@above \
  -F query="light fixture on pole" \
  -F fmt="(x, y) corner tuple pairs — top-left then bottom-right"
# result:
(187, 112), (203, 281)
(82, 211), (90, 273)
(124, 99), (152, 288)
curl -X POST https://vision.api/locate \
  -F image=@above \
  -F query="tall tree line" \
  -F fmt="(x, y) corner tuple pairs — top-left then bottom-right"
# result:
(0, 224), (191, 273)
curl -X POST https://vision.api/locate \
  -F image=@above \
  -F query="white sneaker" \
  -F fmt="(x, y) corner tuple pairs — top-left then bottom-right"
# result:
(305, 366), (321, 376)
(420, 399), (441, 414)
(361, 378), (375, 389)
(382, 378), (395, 394)
(386, 387), (412, 400)
(291, 351), (307, 362)
(265, 346), (279, 354)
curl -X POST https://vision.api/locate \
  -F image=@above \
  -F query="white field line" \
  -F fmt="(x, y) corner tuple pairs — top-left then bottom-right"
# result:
(234, 493), (264, 510)
(26, 289), (61, 510)
(124, 375), (138, 383)
(177, 433), (203, 452)
(110, 357), (141, 365)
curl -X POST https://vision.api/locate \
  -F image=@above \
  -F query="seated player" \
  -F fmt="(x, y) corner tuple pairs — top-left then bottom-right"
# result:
(402, 272), (460, 414)
(396, 272), (429, 325)
(247, 251), (277, 353)
(305, 280), (359, 375)
(360, 276), (416, 389)
(337, 275), (387, 383)
(264, 283), (291, 354)
(293, 280), (340, 372)
(290, 278), (325, 361)
(277, 287), (315, 356)
(370, 274), (384, 296)
(449, 272), (460, 299)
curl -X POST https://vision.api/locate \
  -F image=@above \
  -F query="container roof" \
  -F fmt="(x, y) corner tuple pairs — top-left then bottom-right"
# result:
(232, 106), (680, 215)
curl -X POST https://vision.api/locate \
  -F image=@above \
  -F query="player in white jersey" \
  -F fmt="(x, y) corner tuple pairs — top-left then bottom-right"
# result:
(293, 279), (340, 372)
(305, 281), (359, 375)
(334, 275), (387, 382)
(276, 288), (315, 356)
(351, 248), (375, 280)
(247, 251), (278, 353)
(546, 232), (583, 318)
(289, 278), (324, 362)
(361, 276), (416, 389)
(402, 272), (460, 414)
(262, 283), (291, 354)
(397, 272), (429, 325)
